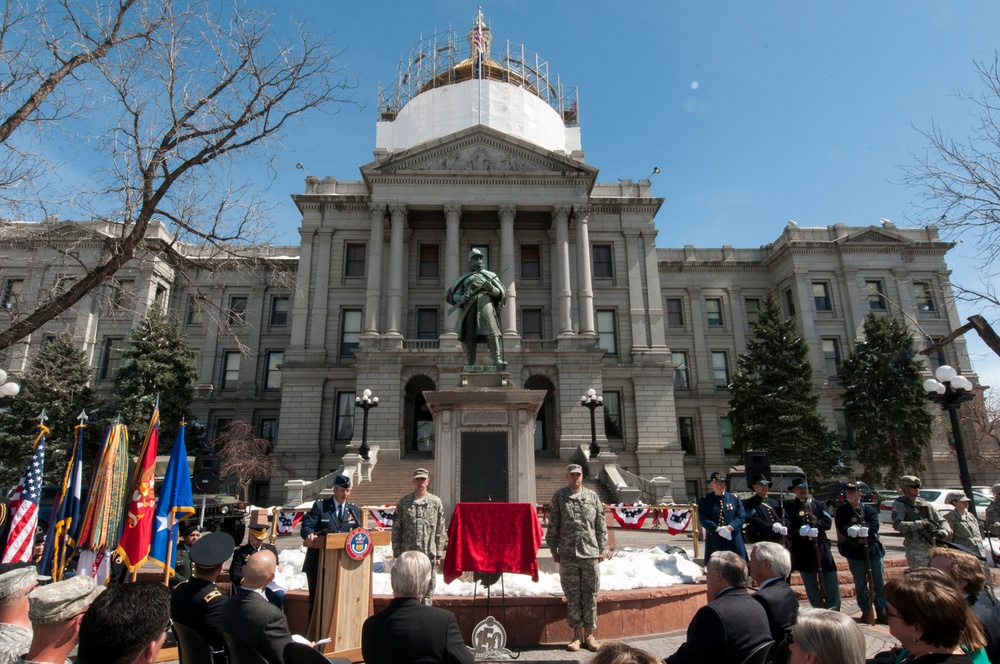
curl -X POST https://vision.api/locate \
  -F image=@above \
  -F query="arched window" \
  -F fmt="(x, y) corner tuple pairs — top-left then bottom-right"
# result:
(404, 376), (436, 454)
(524, 375), (556, 456)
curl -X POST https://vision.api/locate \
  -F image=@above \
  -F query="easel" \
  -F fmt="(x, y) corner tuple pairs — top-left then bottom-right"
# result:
(306, 530), (391, 661)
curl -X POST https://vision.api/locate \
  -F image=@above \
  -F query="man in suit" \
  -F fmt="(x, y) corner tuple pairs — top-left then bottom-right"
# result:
(666, 551), (771, 664)
(930, 545), (1000, 664)
(784, 477), (840, 610)
(698, 472), (747, 561)
(749, 542), (798, 643)
(301, 473), (361, 610)
(219, 549), (292, 664)
(171, 531), (233, 664)
(742, 475), (788, 545)
(361, 550), (473, 664)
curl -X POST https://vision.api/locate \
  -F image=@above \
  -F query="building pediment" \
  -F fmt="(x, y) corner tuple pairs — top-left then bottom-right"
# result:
(361, 126), (596, 178)
(840, 228), (909, 245)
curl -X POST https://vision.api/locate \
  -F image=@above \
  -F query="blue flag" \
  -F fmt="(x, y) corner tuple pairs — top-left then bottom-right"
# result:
(148, 423), (194, 576)
(39, 421), (85, 579)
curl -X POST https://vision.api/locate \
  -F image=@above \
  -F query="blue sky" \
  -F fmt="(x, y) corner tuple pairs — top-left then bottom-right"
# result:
(261, 2), (1000, 386)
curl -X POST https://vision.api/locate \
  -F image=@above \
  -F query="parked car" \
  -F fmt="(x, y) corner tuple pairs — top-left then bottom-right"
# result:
(810, 480), (875, 512)
(873, 489), (900, 524)
(878, 488), (992, 525)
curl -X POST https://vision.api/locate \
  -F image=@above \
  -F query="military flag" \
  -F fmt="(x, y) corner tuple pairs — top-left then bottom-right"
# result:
(2, 414), (48, 563)
(76, 420), (129, 583)
(149, 423), (194, 581)
(117, 405), (160, 572)
(39, 411), (87, 580)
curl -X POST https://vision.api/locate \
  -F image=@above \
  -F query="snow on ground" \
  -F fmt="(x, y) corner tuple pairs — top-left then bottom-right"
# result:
(276, 544), (703, 595)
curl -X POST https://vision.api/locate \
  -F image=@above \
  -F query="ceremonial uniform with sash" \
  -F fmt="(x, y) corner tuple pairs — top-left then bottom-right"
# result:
(698, 472), (747, 561)
(171, 531), (234, 664)
(785, 478), (840, 610)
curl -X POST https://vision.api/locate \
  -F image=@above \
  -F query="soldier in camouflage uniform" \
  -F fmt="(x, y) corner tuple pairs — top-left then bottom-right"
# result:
(14, 575), (103, 664)
(546, 463), (607, 653)
(0, 566), (43, 664)
(892, 475), (951, 569)
(391, 468), (447, 606)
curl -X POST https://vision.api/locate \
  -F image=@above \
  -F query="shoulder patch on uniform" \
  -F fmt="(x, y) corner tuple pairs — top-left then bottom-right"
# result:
(204, 590), (222, 602)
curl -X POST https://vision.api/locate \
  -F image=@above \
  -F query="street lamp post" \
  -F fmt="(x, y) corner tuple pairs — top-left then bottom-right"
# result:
(355, 388), (378, 461)
(0, 369), (20, 404)
(923, 365), (976, 507)
(581, 388), (603, 458)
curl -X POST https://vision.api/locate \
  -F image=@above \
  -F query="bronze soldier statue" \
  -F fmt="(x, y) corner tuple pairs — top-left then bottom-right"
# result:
(445, 248), (507, 366)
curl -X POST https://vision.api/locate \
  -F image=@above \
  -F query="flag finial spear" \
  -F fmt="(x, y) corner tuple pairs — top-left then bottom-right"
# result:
(36, 409), (48, 425)
(77, 410), (88, 423)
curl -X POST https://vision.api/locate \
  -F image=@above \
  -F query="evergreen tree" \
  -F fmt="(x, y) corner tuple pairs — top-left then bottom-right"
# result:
(839, 313), (933, 487)
(0, 335), (98, 484)
(113, 306), (197, 452)
(729, 290), (841, 481)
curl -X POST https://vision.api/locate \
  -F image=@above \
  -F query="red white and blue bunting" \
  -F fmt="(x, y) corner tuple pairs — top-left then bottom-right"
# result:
(368, 506), (396, 529)
(609, 503), (650, 529)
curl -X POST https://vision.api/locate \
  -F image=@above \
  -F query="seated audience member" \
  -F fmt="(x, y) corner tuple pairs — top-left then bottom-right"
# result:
(750, 542), (798, 643)
(883, 574), (986, 663)
(590, 641), (660, 664)
(361, 550), (473, 664)
(171, 531), (234, 664)
(0, 564), (46, 664)
(219, 549), (291, 664)
(17, 575), (104, 664)
(77, 581), (172, 664)
(930, 546), (1000, 663)
(788, 607), (865, 664)
(665, 551), (771, 664)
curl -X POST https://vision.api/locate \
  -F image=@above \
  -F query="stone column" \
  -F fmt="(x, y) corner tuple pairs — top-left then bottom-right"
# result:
(625, 232), (648, 348)
(574, 205), (595, 336)
(643, 230), (667, 348)
(499, 204), (517, 336)
(289, 231), (313, 350)
(553, 206), (574, 335)
(364, 204), (386, 334)
(386, 204), (407, 336)
(308, 229), (334, 351)
(443, 204), (462, 337)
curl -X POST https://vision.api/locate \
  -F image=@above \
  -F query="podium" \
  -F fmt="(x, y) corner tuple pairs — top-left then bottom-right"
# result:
(306, 530), (391, 661)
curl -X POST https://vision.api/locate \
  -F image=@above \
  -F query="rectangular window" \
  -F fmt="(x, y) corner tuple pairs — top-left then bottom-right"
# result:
(720, 417), (735, 455)
(745, 298), (761, 326)
(186, 297), (204, 325)
(711, 351), (730, 387)
(99, 337), (125, 380)
(665, 298), (684, 326)
(52, 275), (76, 296)
(835, 410), (855, 450)
(111, 279), (134, 310)
(520, 245), (541, 279)
(603, 391), (623, 439)
(913, 282), (935, 312)
(228, 296), (247, 325)
(813, 282), (832, 311)
(1, 279), (23, 309)
(866, 280), (886, 310)
(270, 296), (289, 326)
(419, 244), (439, 278)
(785, 289), (796, 317)
(345, 243), (366, 278)
(258, 418), (278, 444)
(154, 284), (167, 308)
(673, 351), (689, 389)
(340, 310), (362, 356)
(706, 298), (724, 327)
(822, 338), (842, 379)
(678, 417), (696, 456)
(926, 338), (948, 372)
(522, 308), (543, 339)
(264, 351), (283, 389)
(335, 392), (356, 441)
(214, 418), (232, 440)
(592, 244), (613, 279)
(416, 308), (438, 339)
(222, 351), (241, 389)
(596, 310), (618, 356)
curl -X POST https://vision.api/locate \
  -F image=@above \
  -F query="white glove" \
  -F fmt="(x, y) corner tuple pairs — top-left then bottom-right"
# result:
(718, 526), (733, 541)
(772, 522), (784, 534)
(799, 525), (812, 537)
(809, 527), (819, 538)
(779, 525), (788, 536)
(858, 527), (869, 538)
(848, 525), (862, 538)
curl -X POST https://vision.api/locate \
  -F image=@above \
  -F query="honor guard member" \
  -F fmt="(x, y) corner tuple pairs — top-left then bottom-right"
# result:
(301, 474), (362, 611)
(171, 531), (234, 664)
(784, 477), (840, 610)
(742, 475), (788, 545)
(546, 464), (607, 653)
(229, 521), (283, 607)
(391, 468), (447, 605)
(834, 482), (887, 623)
(698, 472), (748, 561)
(892, 475), (950, 569)
(173, 521), (201, 585)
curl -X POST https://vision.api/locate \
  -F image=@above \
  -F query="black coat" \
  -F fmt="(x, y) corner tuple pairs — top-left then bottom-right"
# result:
(219, 589), (292, 664)
(834, 502), (885, 561)
(229, 541), (278, 590)
(743, 494), (787, 544)
(784, 497), (836, 573)
(665, 587), (772, 664)
(970, 590), (1000, 664)
(361, 596), (474, 664)
(752, 578), (799, 643)
(171, 577), (227, 662)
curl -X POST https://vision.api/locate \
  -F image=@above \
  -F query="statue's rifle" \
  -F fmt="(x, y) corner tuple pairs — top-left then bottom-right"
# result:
(446, 265), (511, 315)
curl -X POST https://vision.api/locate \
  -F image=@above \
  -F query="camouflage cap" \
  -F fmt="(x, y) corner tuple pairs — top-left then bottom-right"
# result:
(28, 575), (103, 624)
(0, 565), (49, 599)
(899, 475), (922, 489)
(946, 491), (970, 504)
(565, 464), (583, 475)
(412, 468), (429, 479)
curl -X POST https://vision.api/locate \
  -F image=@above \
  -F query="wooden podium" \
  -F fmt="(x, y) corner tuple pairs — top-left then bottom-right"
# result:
(307, 530), (391, 661)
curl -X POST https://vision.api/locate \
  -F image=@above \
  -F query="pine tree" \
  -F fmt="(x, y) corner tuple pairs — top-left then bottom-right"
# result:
(0, 335), (98, 484)
(729, 290), (841, 481)
(112, 305), (197, 452)
(839, 313), (933, 487)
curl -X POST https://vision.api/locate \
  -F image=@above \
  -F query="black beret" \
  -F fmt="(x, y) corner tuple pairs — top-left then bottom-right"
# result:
(190, 531), (236, 567)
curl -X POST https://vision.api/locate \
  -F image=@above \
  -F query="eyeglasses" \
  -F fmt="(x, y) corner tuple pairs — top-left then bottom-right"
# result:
(885, 607), (903, 620)
(164, 618), (174, 635)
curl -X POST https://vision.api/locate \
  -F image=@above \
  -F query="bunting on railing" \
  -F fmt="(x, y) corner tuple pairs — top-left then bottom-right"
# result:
(368, 506), (396, 529)
(608, 503), (650, 530)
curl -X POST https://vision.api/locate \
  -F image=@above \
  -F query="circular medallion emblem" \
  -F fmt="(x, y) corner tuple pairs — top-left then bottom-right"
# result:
(345, 527), (374, 560)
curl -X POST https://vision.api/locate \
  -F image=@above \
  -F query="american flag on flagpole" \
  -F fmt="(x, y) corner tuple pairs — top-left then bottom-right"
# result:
(473, 8), (485, 79)
(3, 418), (48, 563)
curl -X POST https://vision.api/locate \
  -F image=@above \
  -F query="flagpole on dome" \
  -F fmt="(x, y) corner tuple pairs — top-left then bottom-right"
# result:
(475, 6), (484, 124)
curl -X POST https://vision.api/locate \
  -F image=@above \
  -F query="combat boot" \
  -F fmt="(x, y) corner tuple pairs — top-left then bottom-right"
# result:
(583, 631), (599, 652)
(566, 627), (583, 652)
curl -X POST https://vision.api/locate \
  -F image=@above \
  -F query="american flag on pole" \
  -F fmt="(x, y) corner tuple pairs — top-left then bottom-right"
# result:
(3, 419), (48, 563)
(473, 9), (485, 79)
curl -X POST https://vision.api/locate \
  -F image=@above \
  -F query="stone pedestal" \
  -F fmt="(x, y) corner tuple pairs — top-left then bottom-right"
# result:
(424, 374), (545, 516)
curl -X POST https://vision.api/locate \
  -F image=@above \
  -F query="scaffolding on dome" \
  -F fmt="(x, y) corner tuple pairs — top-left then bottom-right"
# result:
(377, 28), (579, 127)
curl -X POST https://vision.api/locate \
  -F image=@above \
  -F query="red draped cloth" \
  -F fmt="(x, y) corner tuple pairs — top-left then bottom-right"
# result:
(442, 502), (543, 584)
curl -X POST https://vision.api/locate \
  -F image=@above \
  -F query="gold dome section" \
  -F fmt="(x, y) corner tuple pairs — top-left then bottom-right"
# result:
(418, 56), (540, 96)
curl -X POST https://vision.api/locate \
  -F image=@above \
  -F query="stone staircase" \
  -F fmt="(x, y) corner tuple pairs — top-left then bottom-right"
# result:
(789, 557), (908, 602)
(533, 457), (613, 504)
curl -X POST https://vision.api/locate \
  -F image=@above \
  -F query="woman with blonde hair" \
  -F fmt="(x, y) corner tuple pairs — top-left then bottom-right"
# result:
(590, 641), (660, 664)
(788, 607), (865, 664)
(883, 575), (986, 663)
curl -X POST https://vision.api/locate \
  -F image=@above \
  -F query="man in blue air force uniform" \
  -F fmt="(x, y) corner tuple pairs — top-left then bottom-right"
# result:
(300, 473), (362, 610)
(698, 471), (748, 561)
